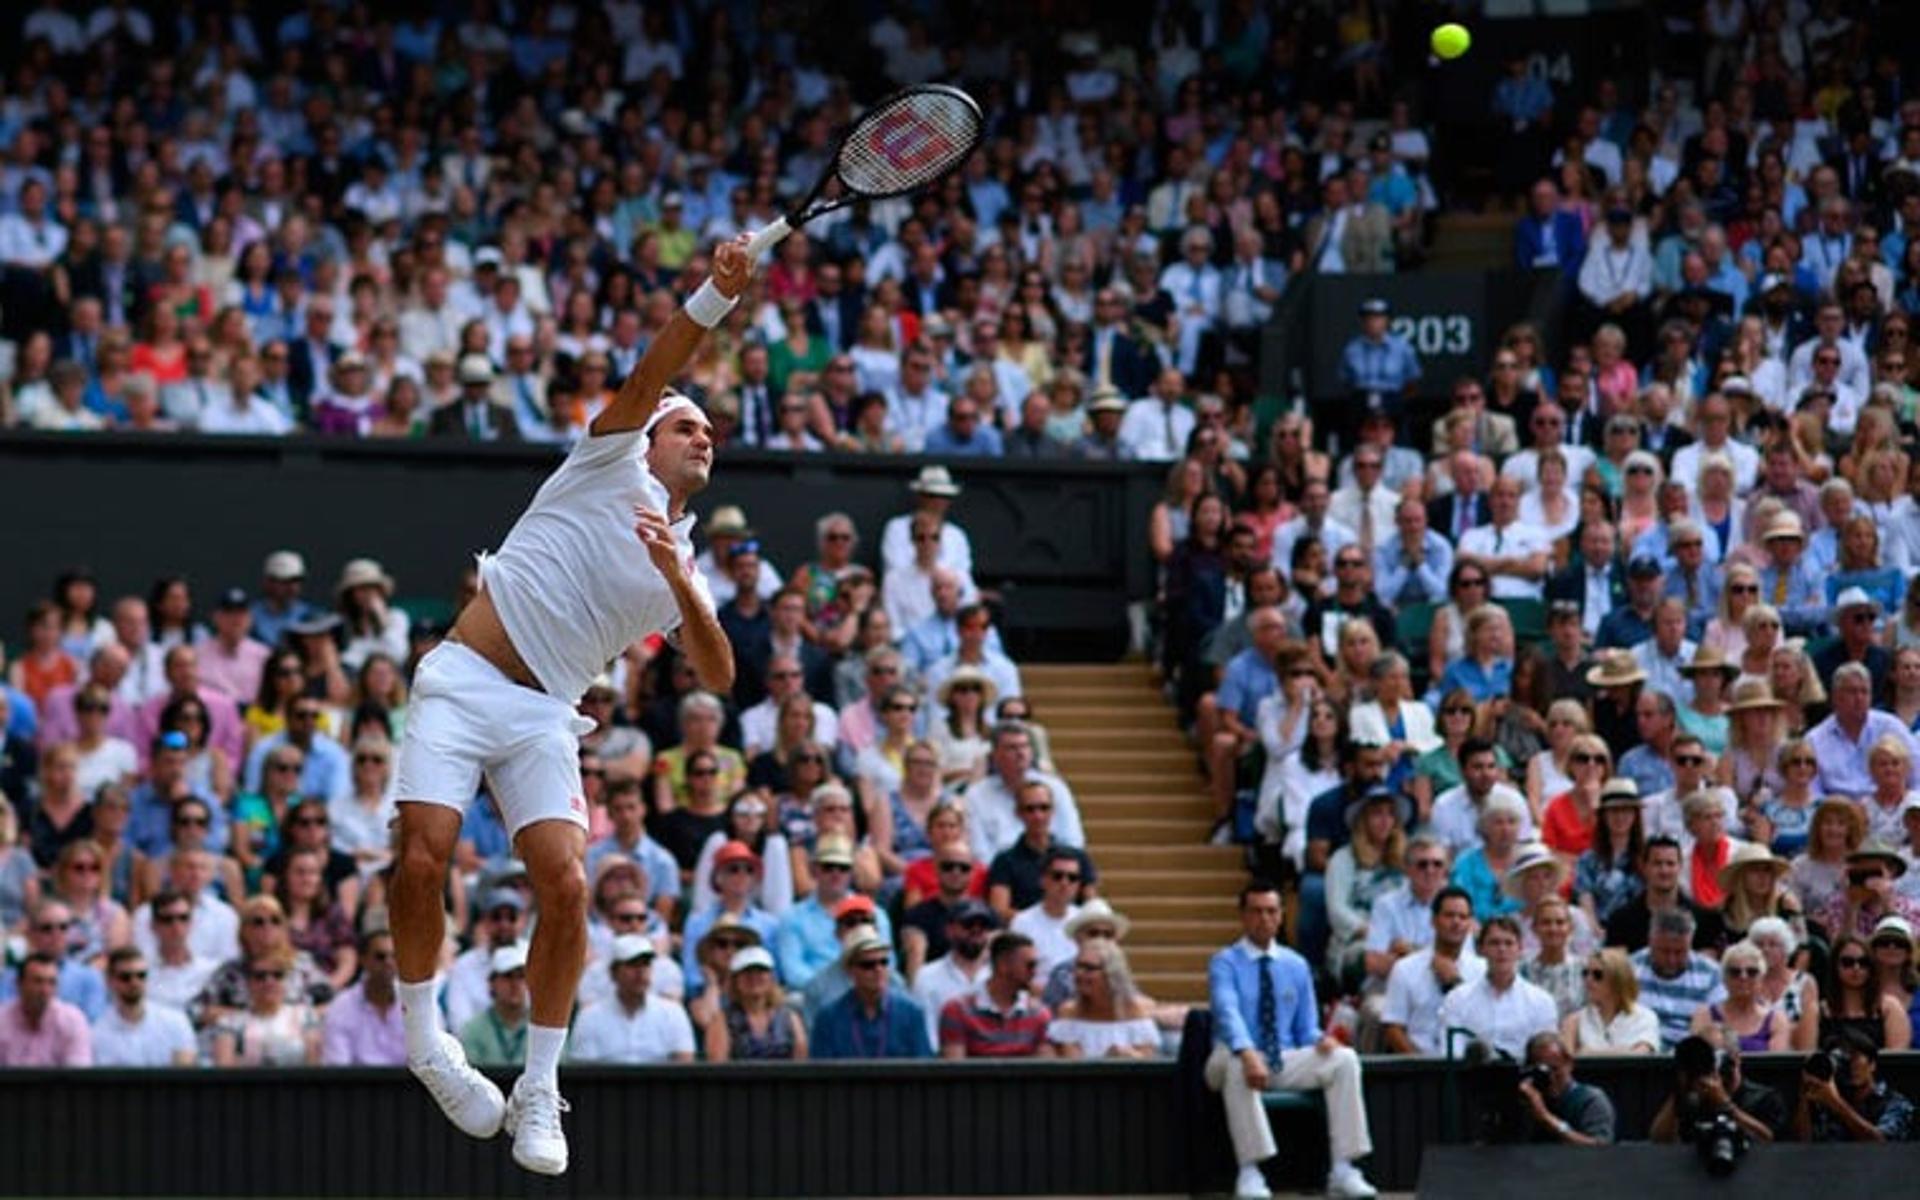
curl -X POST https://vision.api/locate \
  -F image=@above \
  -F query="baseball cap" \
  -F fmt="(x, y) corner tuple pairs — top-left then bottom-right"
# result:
(950, 899), (998, 928)
(832, 894), (878, 922)
(480, 888), (526, 914)
(1358, 298), (1389, 316)
(473, 246), (504, 268)
(730, 946), (776, 974)
(609, 933), (656, 964)
(263, 551), (306, 581)
(457, 353), (495, 385)
(490, 944), (528, 975)
(216, 587), (250, 610)
(1627, 554), (1664, 579)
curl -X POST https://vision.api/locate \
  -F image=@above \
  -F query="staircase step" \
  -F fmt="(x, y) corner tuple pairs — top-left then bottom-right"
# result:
(1023, 665), (1156, 685)
(1094, 844), (1243, 870)
(1024, 685), (1169, 708)
(1110, 895), (1244, 921)
(1099, 867), (1246, 897)
(1126, 945), (1222, 973)
(1072, 791), (1214, 813)
(1053, 748), (1197, 770)
(1038, 705), (1179, 731)
(1048, 731), (1191, 754)
(1136, 971), (1210, 1001)
(1112, 917), (1242, 941)
(1083, 816), (1218, 843)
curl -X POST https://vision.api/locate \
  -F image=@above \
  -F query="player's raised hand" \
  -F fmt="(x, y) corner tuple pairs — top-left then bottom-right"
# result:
(633, 506), (685, 578)
(711, 233), (752, 299)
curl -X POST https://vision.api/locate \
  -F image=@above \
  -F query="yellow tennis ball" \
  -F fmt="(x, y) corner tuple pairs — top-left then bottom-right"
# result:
(1431, 23), (1471, 60)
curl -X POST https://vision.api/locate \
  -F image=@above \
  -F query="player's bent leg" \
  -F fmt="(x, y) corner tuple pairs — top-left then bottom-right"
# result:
(503, 817), (588, 1176)
(395, 801), (506, 1140)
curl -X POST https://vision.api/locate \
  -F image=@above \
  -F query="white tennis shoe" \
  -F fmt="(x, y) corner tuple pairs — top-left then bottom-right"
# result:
(505, 1077), (570, 1175)
(409, 1031), (506, 1139)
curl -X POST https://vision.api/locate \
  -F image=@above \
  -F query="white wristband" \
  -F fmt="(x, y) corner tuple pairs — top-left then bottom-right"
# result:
(684, 279), (737, 329)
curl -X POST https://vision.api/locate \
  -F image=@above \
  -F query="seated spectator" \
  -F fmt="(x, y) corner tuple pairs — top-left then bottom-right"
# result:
(584, 776), (681, 922)
(259, 801), (361, 917)
(0, 954), (92, 1066)
(647, 693), (746, 820)
(986, 781), (1098, 922)
(1633, 908), (1726, 1050)
(1606, 835), (1727, 953)
(773, 837), (891, 988)
(810, 929), (932, 1060)
(851, 685), (919, 810)
(1326, 786), (1410, 990)
(1438, 915), (1559, 1059)
(1522, 897), (1587, 1017)
(1718, 843), (1800, 942)
(1431, 606), (1515, 706)
(1817, 841), (1920, 944)
(1810, 663), (1919, 799)
(277, 847), (358, 997)
(1562, 947), (1661, 1055)
(459, 945), (532, 1069)
(965, 723), (1084, 866)
(1448, 792), (1528, 922)
(1575, 780), (1646, 928)
(92, 946), (195, 1066)
(1381, 886), (1484, 1056)
(1540, 736), (1609, 868)
(939, 931), (1053, 1060)
(1516, 1031), (1617, 1145)
(702, 945), (807, 1061)
(47, 839), (129, 966)
(1794, 1026), (1916, 1142)
(649, 747), (734, 880)
(1689, 939), (1792, 1052)
(569, 936), (696, 1065)
(1009, 848), (1085, 981)
(320, 930), (407, 1066)
(211, 948), (318, 1066)
(867, 739), (945, 880)
(141, 888), (218, 1015)
(1204, 882), (1376, 1199)
(1822, 932), (1913, 1053)
(0, 900), (107, 1020)
(902, 845), (982, 981)
(679, 842), (780, 993)
(1045, 941), (1159, 1059)
(900, 802), (985, 908)
(688, 794), (795, 920)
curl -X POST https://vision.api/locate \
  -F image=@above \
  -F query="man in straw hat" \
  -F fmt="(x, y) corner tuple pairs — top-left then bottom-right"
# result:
(694, 505), (782, 607)
(1072, 385), (1135, 461)
(810, 928), (934, 1060)
(1755, 511), (1826, 637)
(1813, 587), (1892, 697)
(1809, 662), (1920, 798)
(880, 464), (972, 575)
(1815, 840), (1920, 941)
(388, 236), (753, 1173)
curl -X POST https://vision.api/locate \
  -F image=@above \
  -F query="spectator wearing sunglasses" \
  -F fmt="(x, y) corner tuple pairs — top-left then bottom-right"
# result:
(140, 889), (218, 1016)
(688, 794), (795, 921)
(773, 836), (891, 987)
(680, 841), (780, 995)
(92, 946), (195, 1066)
(0, 900), (108, 1020)
(0, 953), (92, 1067)
(240, 697), (352, 806)
(811, 929), (934, 1060)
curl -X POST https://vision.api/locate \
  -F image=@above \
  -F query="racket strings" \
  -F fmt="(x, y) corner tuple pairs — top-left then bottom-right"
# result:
(836, 92), (980, 196)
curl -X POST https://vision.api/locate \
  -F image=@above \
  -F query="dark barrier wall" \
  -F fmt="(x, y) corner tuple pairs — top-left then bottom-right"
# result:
(3, 1054), (1917, 1197)
(0, 433), (1168, 660)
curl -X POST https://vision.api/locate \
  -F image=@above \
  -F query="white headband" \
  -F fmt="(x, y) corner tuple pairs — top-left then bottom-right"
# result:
(643, 390), (703, 437)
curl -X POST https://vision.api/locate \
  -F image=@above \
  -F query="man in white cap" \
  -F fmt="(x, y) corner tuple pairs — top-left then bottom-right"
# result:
(391, 235), (748, 1174)
(460, 944), (534, 1068)
(566, 935), (694, 1065)
(250, 551), (317, 650)
(1813, 588), (1892, 695)
(428, 353), (522, 442)
(879, 465), (973, 575)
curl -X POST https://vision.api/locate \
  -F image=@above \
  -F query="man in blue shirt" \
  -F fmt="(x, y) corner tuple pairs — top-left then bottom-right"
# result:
(127, 733), (227, 857)
(1206, 881), (1377, 1199)
(1337, 299), (1421, 406)
(921, 391), (1004, 458)
(1203, 606), (1287, 835)
(809, 930), (933, 1059)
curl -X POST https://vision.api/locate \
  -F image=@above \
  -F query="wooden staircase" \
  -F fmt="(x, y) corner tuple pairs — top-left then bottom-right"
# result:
(1025, 663), (1245, 1004)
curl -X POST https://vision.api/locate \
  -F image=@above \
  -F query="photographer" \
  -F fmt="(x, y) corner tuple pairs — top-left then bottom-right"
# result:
(1516, 1031), (1615, 1145)
(1650, 1033), (1786, 1146)
(1794, 1027), (1917, 1142)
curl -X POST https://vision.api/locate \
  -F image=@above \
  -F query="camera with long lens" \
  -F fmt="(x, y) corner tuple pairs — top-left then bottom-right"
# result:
(1691, 1111), (1747, 1177)
(1518, 1062), (1554, 1095)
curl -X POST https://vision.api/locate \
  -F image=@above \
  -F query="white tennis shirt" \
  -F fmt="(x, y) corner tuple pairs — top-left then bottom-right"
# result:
(480, 426), (711, 703)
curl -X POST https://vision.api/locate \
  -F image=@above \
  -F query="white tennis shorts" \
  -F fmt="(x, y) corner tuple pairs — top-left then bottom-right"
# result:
(394, 641), (596, 837)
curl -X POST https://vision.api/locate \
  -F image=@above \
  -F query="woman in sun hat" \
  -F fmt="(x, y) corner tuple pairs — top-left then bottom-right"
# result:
(333, 558), (409, 672)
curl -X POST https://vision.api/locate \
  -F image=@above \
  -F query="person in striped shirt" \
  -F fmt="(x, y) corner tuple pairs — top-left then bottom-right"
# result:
(938, 932), (1054, 1058)
(1630, 908), (1725, 1050)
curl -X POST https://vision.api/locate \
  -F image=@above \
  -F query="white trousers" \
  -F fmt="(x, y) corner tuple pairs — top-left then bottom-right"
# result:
(1204, 1043), (1373, 1167)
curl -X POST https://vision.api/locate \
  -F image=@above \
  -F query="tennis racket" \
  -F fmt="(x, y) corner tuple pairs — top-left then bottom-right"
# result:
(743, 83), (984, 261)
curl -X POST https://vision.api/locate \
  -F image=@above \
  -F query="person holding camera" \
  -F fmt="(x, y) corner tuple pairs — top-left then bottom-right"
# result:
(1516, 1031), (1615, 1145)
(1649, 1032), (1786, 1146)
(1793, 1026), (1916, 1142)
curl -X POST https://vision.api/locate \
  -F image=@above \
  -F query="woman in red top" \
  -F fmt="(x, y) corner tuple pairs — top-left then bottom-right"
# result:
(129, 305), (189, 386)
(8, 601), (77, 710)
(899, 802), (985, 908)
(1541, 734), (1609, 867)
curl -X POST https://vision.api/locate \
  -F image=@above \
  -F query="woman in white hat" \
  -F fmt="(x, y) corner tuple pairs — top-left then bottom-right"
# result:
(1719, 679), (1786, 804)
(1046, 939), (1161, 1060)
(1870, 916), (1920, 1035)
(704, 945), (807, 1062)
(1502, 843), (1598, 963)
(334, 558), (410, 672)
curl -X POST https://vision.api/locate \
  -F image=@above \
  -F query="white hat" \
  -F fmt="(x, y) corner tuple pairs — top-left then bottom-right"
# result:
(263, 550), (306, 581)
(730, 946), (776, 974)
(609, 934), (656, 965)
(908, 465), (961, 497)
(489, 944), (528, 975)
(1063, 899), (1131, 941)
(1834, 586), (1881, 615)
(458, 353), (495, 385)
(473, 246), (504, 268)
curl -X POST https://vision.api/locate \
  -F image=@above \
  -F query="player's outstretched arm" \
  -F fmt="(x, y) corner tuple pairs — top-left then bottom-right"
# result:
(590, 235), (753, 437)
(635, 507), (735, 693)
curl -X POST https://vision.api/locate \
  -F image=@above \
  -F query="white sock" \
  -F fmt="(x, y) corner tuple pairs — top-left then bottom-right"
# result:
(399, 980), (441, 1061)
(523, 1024), (567, 1089)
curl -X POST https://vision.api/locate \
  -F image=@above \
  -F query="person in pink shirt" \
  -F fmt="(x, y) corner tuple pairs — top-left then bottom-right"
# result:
(0, 954), (93, 1066)
(133, 644), (244, 769)
(36, 643), (139, 752)
(193, 589), (270, 706)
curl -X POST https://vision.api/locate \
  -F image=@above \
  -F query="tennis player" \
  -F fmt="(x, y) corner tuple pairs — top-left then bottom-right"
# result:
(391, 236), (749, 1174)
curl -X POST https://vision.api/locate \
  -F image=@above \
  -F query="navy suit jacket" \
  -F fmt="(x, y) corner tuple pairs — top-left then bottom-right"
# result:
(1513, 211), (1588, 274)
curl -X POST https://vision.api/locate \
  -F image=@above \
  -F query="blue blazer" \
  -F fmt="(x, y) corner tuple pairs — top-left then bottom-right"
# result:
(1512, 212), (1588, 274)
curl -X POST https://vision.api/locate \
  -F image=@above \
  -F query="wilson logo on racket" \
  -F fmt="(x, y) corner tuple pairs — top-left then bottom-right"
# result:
(865, 111), (955, 173)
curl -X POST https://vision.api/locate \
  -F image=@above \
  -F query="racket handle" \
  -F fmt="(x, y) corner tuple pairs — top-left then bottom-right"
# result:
(744, 217), (793, 261)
